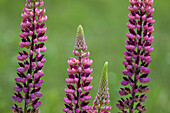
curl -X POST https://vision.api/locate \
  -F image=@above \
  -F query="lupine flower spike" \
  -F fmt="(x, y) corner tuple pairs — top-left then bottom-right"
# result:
(89, 61), (111, 113)
(63, 25), (93, 113)
(117, 0), (155, 113)
(12, 0), (47, 113)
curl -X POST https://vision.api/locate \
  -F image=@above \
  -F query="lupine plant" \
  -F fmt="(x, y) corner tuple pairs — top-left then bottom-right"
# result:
(63, 25), (93, 113)
(116, 0), (155, 113)
(89, 62), (111, 113)
(12, 0), (47, 113)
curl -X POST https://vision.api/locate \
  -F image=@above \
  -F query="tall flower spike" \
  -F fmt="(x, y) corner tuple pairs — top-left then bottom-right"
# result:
(12, 0), (47, 113)
(117, 0), (155, 113)
(63, 25), (93, 113)
(89, 62), (111, 113)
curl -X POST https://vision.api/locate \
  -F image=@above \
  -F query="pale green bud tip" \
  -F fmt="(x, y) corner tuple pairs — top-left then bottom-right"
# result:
(100, 61), (108, 90)
(74, 25), (87, 51)
(103, 61), (108, 74)
(77, 25), (84, 38)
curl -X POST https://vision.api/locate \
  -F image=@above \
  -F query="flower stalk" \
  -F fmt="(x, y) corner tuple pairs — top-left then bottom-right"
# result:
(12, 0), (47, 113)
(63, 25), (93, 113)
(117, 0), (155, 112)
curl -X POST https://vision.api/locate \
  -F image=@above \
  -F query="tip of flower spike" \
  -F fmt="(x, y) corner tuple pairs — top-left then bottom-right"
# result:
(77, 25), (83, 34)
(74, 25), (87, 51)
(102, 61), (108, 78)
(77, 25), (84, 42)
(104, 61), (108, 69)
(93, 61), (110, 111)
(100, 61), (108, 90)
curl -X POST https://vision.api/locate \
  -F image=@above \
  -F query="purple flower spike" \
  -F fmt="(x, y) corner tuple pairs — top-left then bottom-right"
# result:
(117, 0), (155, 113)
(63, 25), (93, 113)
(12, 0), (47, 113)
(89, 62), (111, 113)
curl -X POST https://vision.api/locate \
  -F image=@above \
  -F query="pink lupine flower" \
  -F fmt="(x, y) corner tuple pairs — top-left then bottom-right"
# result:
(63, 25), (93, 113)
(12, 0), (47, 113)
(117, 0), (155, 113)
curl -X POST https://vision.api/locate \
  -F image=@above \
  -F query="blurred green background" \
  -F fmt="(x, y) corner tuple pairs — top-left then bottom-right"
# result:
(0, 0), (170, 113)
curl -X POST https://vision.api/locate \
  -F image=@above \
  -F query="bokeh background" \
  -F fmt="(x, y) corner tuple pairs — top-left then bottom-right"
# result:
(0, 0), (170, 113)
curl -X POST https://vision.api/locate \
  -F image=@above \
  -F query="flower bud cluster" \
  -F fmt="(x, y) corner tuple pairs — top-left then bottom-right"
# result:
(74, 25), (87, 51)
(117, 0), (155, 112)
(25, 0), (44, 9)
(12, 0), (47, 113)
